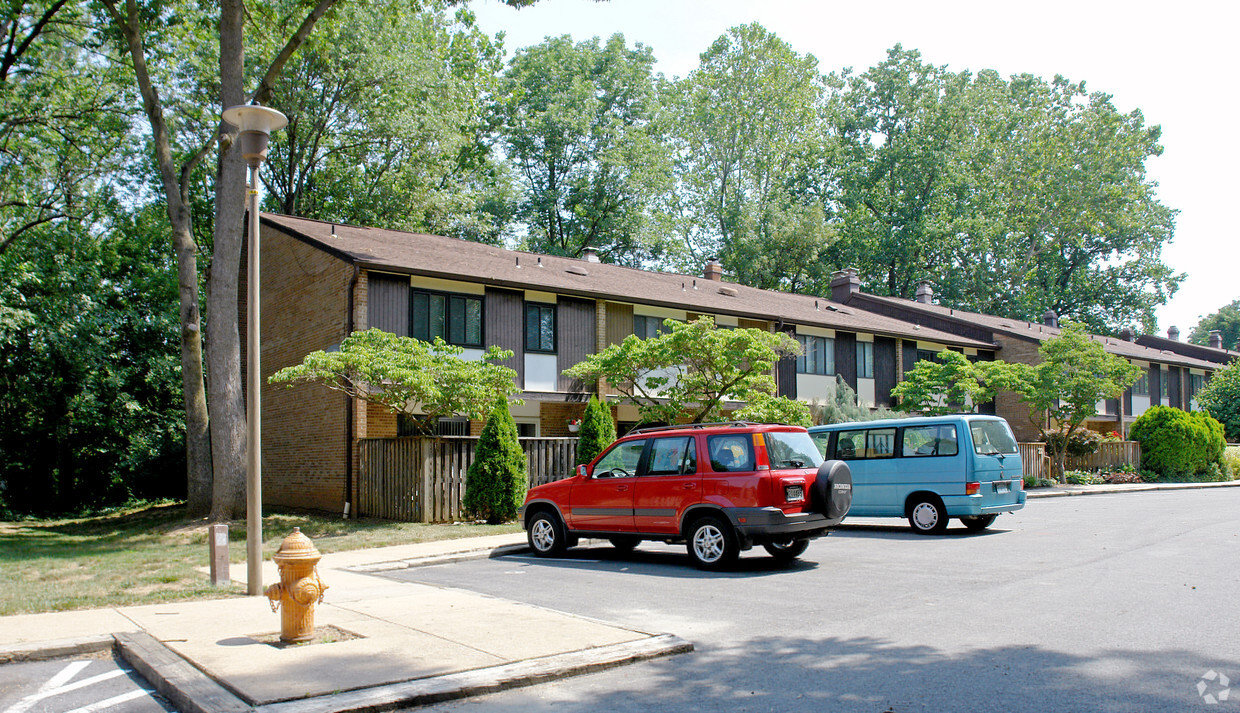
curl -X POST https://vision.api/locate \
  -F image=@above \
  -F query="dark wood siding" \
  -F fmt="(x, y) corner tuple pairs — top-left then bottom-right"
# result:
(369, 272), (409, 336)
(835, 331), (857, 390)
(606, 302), (633, 346)
(1149, 366), (1161, 407)
(1123, 387), (1133, 417)
(1167, 366), (1182, 409)
(902, 342), (920, 380)
(484, 287), (523, 386)
(777, 325), (797, 399)
(557, 297), (596, 393)
(874, 337), (897, 407)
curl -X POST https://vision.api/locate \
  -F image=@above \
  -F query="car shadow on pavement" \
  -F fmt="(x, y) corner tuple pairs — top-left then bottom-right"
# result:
(501, 545), (821, 579)
(831, 523), (1012, 540)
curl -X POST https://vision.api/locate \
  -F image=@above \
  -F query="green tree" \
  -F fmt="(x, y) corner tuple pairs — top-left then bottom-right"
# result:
(492, 33), (671, 264)
(269, 329), (520, 434)
(1188, 300), (1240, 351)
(891, 350), (1014, 415)
(463, 396), (527, 524)
(575, 395), (616, 465)
(1197, 358), (1240, 441)
(807, 376), (894, 425)
(563, 316), (802, 425)
(1004, 323), (1142, 480)
(663, 23), (832, 285)
(264, 2), (512, 243)
(734, 392), (812, 428)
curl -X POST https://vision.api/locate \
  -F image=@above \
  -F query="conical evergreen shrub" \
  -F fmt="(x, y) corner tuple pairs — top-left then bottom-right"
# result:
(464, 397), (527, 524)
(576, 395), (617, 465)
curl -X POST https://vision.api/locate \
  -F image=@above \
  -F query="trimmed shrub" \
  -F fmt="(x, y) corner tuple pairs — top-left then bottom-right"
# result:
(576, 395), (617, 466)
(1190, 411), (1226, 469)
(1044, 428), (1102, 458)
(464, 397), (528, 524)
(1130, 406), (1227, 480)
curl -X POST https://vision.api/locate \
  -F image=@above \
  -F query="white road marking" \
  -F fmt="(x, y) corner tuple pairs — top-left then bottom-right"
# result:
(62, 688), (155, 713)
(2, 665), (127, 713)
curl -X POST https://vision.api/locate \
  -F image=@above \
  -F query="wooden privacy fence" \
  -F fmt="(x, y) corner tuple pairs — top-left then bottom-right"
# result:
(357, 436), (578, 522)
(1018, 441), (1142, 481)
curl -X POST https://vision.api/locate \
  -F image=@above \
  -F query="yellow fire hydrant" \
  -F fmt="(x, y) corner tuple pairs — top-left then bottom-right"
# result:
(265, 527), (329, 643)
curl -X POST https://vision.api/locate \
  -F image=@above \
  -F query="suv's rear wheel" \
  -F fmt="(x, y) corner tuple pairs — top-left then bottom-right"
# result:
(908, 496), (948, 535)
(528, 510), (567, 556)
(687, 516), (738, 570)
(762, 538), (809, 562)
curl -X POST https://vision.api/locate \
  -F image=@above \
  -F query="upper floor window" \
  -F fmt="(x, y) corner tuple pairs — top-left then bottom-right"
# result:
(916, 349), (937, 364)
(412, 290), (481, 347)
(1160, 368), (1170, 400)
(634, 315), (671, 339)
(1191, 373), (1205, 396)
(797, 335), (835, 375)
(1132, 371), (1149, 396)
(856, 341), (874, 379)
(524, 303), (556, 353)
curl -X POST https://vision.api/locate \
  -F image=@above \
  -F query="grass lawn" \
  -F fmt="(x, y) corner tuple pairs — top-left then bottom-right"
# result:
(0, 502), (522, 616)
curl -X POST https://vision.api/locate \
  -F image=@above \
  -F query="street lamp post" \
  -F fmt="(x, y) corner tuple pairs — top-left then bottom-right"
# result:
(222, 103), (288, 596)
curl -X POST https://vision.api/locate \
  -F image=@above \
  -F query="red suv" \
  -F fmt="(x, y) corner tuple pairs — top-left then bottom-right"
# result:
(520, 422), (852, 569)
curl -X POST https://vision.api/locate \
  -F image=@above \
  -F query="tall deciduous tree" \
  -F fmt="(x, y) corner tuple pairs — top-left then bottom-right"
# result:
(1188, 299), (1240, 351)
(492, 33), (671, 264)
(563, 317), (802, 425)
(664, 23), (832, 286)
(891, 350), (1013, 416)
(264, 2), (512, 243)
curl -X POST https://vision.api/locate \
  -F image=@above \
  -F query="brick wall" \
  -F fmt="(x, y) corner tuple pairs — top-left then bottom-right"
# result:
(366, 402), (397, 438)
(992, 333), (1043, 442)
(539, 401), (589, 437)
(254, 224), (354, 512)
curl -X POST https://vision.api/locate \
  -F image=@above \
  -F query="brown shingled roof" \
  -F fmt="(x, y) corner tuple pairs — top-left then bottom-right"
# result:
(261, 213), (993, 349)
(854, 293), (1221, 371)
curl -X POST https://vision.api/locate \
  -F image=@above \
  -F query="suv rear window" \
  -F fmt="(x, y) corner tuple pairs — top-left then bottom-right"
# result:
(764, 431), (824, 469)
(707, 434), (754, 472)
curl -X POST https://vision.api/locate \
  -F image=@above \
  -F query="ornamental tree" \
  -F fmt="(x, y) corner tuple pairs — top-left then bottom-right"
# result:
(891, 350), (1020, 416)
(576, 395), (617, 465)
(1196, 358), (1240, 441)
(1004, 322), (1142, 481)
(464, 396), (527, 524)
(563, 317), (802, 425)
(269, 328), (519, 434)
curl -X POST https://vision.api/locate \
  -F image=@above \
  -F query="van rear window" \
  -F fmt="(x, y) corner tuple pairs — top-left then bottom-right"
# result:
(903, 425), (959, 457)
(969, 420), (1018, 455)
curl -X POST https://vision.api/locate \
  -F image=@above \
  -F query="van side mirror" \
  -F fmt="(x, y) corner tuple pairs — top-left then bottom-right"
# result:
(577, 464), (588, 478)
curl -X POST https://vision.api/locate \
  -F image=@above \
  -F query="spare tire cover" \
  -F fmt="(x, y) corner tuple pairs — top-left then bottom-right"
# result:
(813, 460), (852, 519)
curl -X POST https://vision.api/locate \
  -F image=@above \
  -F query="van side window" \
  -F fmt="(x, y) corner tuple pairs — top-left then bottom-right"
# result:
(835, 430), (865, 460)
(708, 435), (754, 472)
(834, 429), (896, 459)
(902, 425), (959, 457)
(811, 432), (830, 459)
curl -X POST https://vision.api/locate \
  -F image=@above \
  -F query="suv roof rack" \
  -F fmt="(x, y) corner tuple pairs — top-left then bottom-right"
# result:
(629, 421), (760, 435)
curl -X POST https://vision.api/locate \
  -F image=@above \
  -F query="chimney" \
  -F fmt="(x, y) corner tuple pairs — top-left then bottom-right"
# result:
(1119, 327), (1135, 342)
(914, 280), (934, 304)
(1043, 309), (1058, 328)
(1209, 329), (1223, 349)
(582, 247), (600, 263)
(703, 257), (723, 281)
(830, 268), (861, 303)
(1167, 325), (1180, 342)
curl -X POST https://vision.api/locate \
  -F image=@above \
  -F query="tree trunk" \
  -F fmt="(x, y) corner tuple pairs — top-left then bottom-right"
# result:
(207, 0), (248, 520)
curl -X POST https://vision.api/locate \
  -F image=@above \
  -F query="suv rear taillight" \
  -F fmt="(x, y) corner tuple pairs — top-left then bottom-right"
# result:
(753, 432), (770, 471)
(965, 481), (980, 495)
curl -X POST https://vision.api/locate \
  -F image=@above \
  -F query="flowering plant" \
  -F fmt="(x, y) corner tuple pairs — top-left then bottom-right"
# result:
(567, 418), (582, 426)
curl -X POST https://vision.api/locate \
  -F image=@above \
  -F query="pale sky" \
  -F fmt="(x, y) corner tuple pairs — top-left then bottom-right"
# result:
(467, 0), (1239, 341)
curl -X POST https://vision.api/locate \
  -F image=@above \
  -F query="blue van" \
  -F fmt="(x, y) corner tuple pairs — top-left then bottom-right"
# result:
(808, 415), (1026, 534)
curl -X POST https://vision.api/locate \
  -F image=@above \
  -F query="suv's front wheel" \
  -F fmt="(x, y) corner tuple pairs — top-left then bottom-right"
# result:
(687, 515), (738, 570)
(528, 510), (568, 557)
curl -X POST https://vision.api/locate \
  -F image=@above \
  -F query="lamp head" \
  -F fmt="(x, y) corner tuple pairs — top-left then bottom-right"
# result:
(222, 104), (288, 168)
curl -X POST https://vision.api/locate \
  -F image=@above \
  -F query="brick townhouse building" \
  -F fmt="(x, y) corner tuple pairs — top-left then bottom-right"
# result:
(250, 213), (994, 512)
(835, 273), (1223, 441)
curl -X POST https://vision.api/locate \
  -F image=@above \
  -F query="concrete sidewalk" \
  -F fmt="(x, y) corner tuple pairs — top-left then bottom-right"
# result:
(0, 534), (691, 713)
(1025, 479), (1240, 498)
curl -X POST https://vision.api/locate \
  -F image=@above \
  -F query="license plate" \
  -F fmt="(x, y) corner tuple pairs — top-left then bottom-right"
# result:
(994, 481), (1011, 494)
(785, 484), (804, 502)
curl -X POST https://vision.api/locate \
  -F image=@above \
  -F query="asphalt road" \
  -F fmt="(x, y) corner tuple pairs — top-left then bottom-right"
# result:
(0, 653), (172, 713)
(385, 489), (1240, 713)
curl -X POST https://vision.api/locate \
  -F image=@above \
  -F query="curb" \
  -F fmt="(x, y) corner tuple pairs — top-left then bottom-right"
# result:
(1027, 480), (1240, 499)
(115, 632), (251, 713)
(345, 543), (530, 573)
(0, 634), (116, 664)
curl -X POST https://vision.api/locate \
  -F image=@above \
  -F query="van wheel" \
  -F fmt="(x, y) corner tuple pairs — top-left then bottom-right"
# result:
(528, 511), (567, 556)
(961, 514), (997, 532)
(609, 536), (640, 552)
(763, 538), (809, 562)
(687, 516), (738, 570)
(908, 497), (948, 535)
